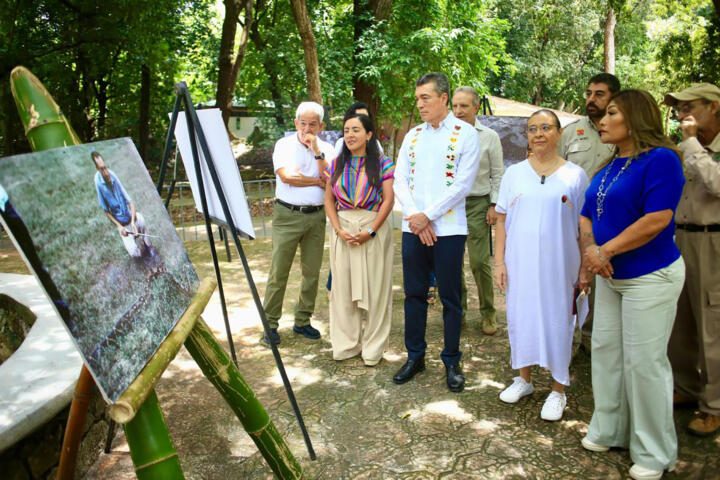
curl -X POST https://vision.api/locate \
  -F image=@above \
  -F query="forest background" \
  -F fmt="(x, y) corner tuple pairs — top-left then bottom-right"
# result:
(1, 0), (718, 171)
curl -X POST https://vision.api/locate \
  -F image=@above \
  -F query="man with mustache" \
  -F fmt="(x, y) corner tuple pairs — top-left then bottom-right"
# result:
(560, 73), (620, 178)
(559, 73), (620, 355)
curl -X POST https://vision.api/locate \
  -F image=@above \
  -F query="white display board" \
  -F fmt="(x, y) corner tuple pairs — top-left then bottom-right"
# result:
(173, 108), (255, 239)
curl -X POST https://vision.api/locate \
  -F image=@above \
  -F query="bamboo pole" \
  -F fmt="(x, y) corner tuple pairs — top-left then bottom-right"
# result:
(9, 66), (90, 480)
(57, 366), (94, 480)
(123, 390), (184, 480)
(9, 66), (82, 151)
(109, 277), (216, 424)
(185, 317), (303, 479)
(8, 66), (184, 480)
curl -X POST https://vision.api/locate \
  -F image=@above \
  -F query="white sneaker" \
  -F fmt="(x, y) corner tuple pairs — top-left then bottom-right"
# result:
(581, 436), (609, 452)
(629, 464), (664, 480)
(540, 391), (567, 421)
(499, 376), (534, 403)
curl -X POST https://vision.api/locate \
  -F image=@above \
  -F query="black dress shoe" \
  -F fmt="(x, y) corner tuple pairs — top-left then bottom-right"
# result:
(446, 364), (465, 392)
(392, 358), (425, 384)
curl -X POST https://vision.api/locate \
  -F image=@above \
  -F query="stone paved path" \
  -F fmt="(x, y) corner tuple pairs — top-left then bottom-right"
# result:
(74, 234), (719, 479)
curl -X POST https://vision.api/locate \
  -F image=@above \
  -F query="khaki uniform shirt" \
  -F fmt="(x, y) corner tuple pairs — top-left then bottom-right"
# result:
(559, 116), (614, 179)
(675, 132), (720, 225)
(468, 119), (504, 203)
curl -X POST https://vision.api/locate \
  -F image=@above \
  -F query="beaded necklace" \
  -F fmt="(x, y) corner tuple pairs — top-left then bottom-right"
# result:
(596, 156), (632, 219)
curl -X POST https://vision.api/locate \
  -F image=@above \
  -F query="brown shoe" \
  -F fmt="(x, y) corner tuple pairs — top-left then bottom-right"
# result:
(688, 411), (720, 437)
(673, 391), (697, 406)
(481, 315), (498, 335)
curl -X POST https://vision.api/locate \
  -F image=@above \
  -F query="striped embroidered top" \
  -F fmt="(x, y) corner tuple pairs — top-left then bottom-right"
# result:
(323, 155), (395, 211)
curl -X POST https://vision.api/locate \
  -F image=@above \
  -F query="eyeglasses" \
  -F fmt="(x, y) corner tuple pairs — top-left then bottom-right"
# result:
(527, 124), (557, 134)
(671, 101), (704, 118)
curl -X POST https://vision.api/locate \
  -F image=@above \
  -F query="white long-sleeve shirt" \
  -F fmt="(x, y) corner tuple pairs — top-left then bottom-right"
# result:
(394, 111), (480, 236)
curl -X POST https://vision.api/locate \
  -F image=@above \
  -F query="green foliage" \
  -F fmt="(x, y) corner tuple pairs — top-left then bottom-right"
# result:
(489, 0), (605, 111)
(648, 0), (720, 91)
(356, 0), (510, 126)
(0, 0), (219, 164)
(3, 0), (718, 160)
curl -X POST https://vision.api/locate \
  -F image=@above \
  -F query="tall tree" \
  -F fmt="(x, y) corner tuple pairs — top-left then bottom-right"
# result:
(216, 0), (254, 130)
(604, 7), (616, 73)
(352, 0), (392, 122)
(289, 0), (322, 103)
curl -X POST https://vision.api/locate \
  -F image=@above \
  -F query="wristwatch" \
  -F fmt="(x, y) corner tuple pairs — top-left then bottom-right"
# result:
(314, 152), (325, 160)
(367, 228), (376, 238)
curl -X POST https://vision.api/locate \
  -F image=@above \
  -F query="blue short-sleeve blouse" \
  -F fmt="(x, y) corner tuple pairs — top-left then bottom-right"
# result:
(580, 147), (685, 279)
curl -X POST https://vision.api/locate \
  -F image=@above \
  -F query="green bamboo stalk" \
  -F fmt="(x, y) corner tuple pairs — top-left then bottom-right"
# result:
(185, 317), (303, 480)
(9, 65), (184, 480)
(124, 390), (185, 480)
(110, 277), (216, 424)
(9, 66), (82, 151)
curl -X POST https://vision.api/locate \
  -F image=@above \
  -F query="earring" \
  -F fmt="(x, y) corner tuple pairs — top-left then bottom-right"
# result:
(628, 129), (632, 136)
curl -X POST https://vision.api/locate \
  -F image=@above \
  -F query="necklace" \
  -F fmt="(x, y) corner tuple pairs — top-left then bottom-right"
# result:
(596, 157), (632, 219)
(530, 157), (562, 184)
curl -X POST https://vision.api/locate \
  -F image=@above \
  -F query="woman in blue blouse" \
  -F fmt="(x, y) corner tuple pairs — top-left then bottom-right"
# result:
(578, 89), (685, 480)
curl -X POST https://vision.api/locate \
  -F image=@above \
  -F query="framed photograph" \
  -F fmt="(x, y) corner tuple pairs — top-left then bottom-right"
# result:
(0, 138), (199, 402)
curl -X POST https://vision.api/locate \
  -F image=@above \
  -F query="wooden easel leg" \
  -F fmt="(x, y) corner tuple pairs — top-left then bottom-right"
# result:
(123, 390), (184, 480)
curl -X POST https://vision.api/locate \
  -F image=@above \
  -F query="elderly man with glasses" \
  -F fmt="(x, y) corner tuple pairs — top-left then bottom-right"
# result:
(664, 83), (720, 437)
(262, 101), (335, 345)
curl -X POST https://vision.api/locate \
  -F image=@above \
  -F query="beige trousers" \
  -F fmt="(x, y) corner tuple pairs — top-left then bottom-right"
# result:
(329, 209), (393, 364)
(669, 230), (720, 415)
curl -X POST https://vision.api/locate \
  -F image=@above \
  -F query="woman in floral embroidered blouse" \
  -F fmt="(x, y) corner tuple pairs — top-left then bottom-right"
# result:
(323, 113), (395, 366)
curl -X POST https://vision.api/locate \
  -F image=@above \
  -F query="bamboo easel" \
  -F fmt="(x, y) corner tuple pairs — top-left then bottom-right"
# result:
(110, 277), (302, 479)
(9, 66), (302, 479)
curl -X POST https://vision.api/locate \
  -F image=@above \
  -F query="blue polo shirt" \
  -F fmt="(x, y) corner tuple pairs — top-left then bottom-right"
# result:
(95, 170), (132, 225)
(580, 147), (684, 279)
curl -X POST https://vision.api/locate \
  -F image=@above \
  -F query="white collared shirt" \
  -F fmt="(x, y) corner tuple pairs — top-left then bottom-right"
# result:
(394, 111), (480, 236)
(272, 133), (334, 206)
(469, 119), (504, 202)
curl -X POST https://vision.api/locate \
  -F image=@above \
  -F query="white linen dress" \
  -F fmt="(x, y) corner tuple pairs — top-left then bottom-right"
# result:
(495, 160), (589, 385)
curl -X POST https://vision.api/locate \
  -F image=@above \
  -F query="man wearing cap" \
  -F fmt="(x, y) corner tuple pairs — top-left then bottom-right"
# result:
(559, 73), (621, 355)
(664, 82), (720, 437)
(262, 101), (334, 345)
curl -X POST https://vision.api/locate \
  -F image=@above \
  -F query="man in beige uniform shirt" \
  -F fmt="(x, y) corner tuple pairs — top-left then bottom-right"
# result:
(451, 86), (504, 335)
(559, 73), (620, 353)
(664, 83), (720, 437)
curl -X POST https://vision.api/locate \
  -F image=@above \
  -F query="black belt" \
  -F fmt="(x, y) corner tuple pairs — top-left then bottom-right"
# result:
(676, 223), (720, 232)
(276, 199), (323, 214)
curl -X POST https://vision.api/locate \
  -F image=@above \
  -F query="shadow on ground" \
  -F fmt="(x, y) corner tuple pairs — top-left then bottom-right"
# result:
(9, 231), (714, 479)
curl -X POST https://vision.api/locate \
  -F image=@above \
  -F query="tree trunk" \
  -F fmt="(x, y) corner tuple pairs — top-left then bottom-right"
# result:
(288, 0), (322, 103)
(226, 0), (254, 126)
(1, 84), (28, 155)
(96, 78), (109, 137)
(604, 7), (616, 74)
(216, 0), (242, 130)
(352, 0), (392, 126)
(713, 0), (719, 17)
(532, 84), (543, 106)
(139, 64), (150, 163)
